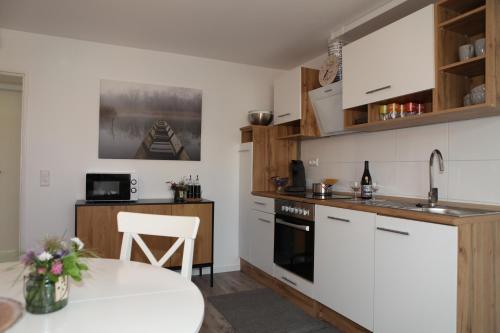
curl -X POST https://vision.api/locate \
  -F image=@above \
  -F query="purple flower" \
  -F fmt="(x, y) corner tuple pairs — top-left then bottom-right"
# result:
(21, 250), (36, 266)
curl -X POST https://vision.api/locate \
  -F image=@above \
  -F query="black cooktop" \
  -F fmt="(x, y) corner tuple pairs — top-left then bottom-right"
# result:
(282, 192), (352, 200)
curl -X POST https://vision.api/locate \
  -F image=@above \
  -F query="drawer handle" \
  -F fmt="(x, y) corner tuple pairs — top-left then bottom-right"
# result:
(258, 218), (272, 224)
(377, 227), (409, 236)
(327, 216), (350, 223)
(254, 201), (266, 205)
(366, 85), (391, 94)
(277, 113), (291, 118)
(324, 89), (333, 93)
(281, 276), (297, 286)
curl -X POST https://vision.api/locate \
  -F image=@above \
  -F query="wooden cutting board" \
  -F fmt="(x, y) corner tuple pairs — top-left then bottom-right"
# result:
(0, 297), (23, 332)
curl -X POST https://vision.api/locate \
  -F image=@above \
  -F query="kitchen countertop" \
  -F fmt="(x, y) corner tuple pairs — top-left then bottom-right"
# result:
(252, 191), (500, 226)
(75, 198), (213, 206)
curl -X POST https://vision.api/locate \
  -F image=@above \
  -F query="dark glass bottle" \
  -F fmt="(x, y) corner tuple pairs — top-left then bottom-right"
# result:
(360, 161), (372, 200)
(187, 175), (194, 199)
(194, 175), (201, 199)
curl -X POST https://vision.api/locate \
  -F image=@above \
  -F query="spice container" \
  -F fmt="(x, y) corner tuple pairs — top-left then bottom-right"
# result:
(403, 102), (419, 116)
(416, 103), (425, 115)
(387, 103), (401, 119)
(379, 105), (389, 121)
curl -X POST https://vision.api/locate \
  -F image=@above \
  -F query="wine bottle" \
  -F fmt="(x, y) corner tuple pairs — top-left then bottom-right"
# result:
(360, 161), (373, 200)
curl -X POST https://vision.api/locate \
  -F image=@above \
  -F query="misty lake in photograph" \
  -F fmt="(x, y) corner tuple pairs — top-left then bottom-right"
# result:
(98, 80), (202, 161)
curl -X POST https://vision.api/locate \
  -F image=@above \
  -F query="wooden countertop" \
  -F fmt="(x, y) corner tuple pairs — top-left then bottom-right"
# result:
(75, 198), (213, 207)
(252, 191), (500, 226)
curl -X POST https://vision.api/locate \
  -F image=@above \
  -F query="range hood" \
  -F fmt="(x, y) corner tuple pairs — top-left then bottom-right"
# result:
(309, 81), (350, 137)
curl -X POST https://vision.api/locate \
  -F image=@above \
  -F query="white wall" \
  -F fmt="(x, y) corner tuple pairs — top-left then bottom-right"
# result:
(0, 29), (280, 272)
(302, 119), (500, 206)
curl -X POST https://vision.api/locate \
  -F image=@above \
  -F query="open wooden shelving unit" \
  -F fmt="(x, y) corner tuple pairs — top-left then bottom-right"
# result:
(343, 0), (500, 132)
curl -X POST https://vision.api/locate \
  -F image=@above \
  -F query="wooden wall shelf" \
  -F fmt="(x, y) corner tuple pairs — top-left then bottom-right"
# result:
(439, 5), (486, 34)
(439, 55), (485, 76)
(346, 103), (500, 132)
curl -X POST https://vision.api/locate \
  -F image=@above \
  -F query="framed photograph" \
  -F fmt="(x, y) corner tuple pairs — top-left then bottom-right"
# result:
(98, 79), (202, 160)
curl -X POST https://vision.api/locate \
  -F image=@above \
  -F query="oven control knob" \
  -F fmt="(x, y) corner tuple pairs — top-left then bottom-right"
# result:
(293, 208), (299, 214)
(283, 206), (289, 212)
(303, 209), (309, 216)
(281, 206), (286, 212)
(297, 208), (303, 215)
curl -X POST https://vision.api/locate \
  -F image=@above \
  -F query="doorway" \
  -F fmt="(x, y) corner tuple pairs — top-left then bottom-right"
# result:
(0, 73), (23, 262)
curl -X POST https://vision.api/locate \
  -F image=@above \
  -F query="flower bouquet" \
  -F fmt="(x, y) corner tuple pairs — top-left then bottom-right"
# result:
(166, 179), (187, 202)
(21, 237), (90, 314)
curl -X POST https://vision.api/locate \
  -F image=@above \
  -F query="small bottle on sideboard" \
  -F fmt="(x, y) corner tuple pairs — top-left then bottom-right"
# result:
(361, 161), (373, 200)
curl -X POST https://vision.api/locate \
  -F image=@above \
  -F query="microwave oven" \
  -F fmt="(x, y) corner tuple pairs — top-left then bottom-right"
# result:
(85, 173), (138, 201)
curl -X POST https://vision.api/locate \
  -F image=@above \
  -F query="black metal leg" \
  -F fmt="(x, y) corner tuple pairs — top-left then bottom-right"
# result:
(210, 264), (214, 287)
(199, 267), (202, 277)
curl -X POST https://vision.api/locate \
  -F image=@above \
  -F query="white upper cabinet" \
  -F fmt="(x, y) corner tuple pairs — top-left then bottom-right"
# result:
(343, 4), (435, 109)
(314, 206), (376, 330)
(274, 66), (302, 124)
(374, 215), (457, 333)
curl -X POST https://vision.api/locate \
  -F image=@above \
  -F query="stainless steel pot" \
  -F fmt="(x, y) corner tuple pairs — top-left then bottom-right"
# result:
(312, 183), (333, 195)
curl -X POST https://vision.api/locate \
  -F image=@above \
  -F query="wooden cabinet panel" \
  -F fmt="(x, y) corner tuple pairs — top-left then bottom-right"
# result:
(76, 202), (213, 269)
(170, 204), (213, 266)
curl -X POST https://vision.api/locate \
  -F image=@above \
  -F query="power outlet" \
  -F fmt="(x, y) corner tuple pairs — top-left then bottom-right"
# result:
(308, 158), (319, 167)
(40, 170), (50, 187)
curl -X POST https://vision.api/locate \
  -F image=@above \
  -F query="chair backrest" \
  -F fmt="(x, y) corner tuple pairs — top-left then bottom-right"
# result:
(117, 212), (200, 280)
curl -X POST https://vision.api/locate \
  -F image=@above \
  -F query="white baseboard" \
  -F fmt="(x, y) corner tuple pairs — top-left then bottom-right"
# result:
(0, 249), (19, 263)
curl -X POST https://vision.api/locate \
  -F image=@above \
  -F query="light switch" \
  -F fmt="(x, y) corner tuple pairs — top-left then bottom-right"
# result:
(40, 170), (50, 187)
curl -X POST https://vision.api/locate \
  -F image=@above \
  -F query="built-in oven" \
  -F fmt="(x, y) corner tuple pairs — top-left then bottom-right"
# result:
(274, 199), (315, 282)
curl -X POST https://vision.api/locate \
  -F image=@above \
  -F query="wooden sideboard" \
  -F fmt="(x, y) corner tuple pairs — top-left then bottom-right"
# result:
(75, 199), (214, 286)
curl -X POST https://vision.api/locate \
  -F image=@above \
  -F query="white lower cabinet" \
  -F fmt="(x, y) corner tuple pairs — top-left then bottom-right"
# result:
(374, 215), (457, 333)
(314, 205), (376, 330)
(248, 209), (274, 276)
(273, 264), (314, 298)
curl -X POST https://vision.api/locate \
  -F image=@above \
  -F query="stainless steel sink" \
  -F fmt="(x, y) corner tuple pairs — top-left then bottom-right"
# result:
(345, 199), (499, 217)
(409, 205), (498, 217)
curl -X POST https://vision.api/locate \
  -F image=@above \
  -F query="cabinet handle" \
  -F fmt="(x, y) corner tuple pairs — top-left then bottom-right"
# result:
(277, 113), (291, 118)
(327, 216), (350, 223)
(366, 85), (391, 94)
(258, 218), (272, 224)
(281, 276), (297, 286)
(238, 149), (250, 152)
(377, 227), (409, 236)
(254, 201), (266, 205)
(324, 89), (333, 93)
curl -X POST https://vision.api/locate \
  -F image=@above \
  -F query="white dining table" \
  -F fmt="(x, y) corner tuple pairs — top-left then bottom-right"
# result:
(0, 258), (204, 333)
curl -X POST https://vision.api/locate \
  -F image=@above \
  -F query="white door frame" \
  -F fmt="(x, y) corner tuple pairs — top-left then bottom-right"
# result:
(0, 70), (28, 258)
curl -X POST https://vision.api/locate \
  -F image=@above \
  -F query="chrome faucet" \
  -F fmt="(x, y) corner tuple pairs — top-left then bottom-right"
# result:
(428, 149), (445, 207)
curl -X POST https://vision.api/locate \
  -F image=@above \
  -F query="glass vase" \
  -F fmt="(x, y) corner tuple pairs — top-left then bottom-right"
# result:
(24, 275), (69, 314)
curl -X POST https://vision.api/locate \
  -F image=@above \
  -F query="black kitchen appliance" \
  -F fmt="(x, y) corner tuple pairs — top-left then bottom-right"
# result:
(284, 160), (306, 193)
(85, 173), (138, 201)
(274, 199), (315, 282)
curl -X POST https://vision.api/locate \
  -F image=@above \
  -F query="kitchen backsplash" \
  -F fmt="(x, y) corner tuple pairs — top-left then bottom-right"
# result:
(301, 116), (500, 206)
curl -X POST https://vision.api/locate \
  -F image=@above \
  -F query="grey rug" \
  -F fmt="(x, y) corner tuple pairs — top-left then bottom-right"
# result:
(208, 288), (341, 333)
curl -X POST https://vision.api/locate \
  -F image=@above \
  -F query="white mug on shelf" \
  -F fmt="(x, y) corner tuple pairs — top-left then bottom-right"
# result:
(474, 38), (486, 57)
(458, 44), (474, 61)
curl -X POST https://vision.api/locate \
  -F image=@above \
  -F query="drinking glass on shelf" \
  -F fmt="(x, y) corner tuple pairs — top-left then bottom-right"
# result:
(350, 181), (361, 200)
(372, 182), (380, 200)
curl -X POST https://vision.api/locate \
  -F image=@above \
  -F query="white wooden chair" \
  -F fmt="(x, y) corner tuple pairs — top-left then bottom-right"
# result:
(117, 212), (200, 280)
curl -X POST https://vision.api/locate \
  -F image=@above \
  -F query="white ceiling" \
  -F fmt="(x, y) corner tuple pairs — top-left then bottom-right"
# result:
(0, 0), (398, 69)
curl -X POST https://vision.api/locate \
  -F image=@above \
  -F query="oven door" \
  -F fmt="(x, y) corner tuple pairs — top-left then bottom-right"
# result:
(86, 173), (131, 201)
(274, 214), (314, 282)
